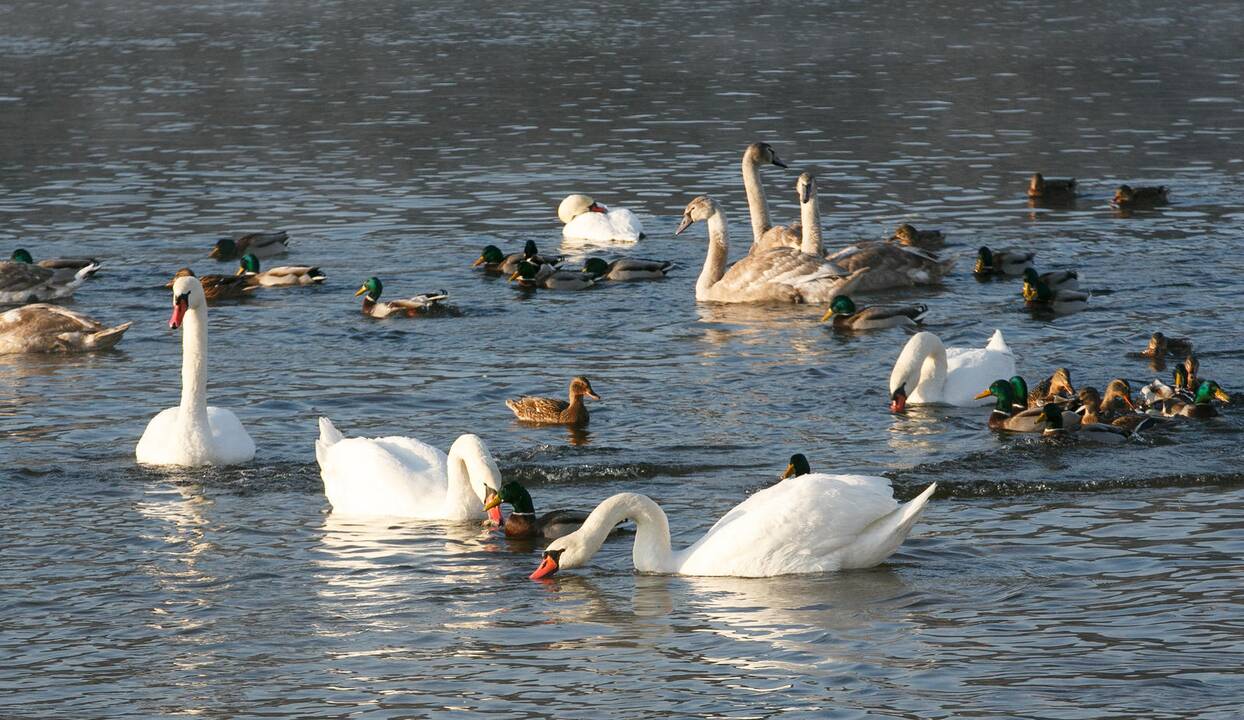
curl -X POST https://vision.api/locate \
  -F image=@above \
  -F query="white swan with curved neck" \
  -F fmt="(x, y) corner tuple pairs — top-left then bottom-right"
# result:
(741, 142), (800, 254)
(531, 475), (937, 578)
(314, 417), (503, 521)
(888, 330), (1016, 411)
(559, 194), (644, 244)
(135, 276), (255, 466)
(675, 195), (865, 304)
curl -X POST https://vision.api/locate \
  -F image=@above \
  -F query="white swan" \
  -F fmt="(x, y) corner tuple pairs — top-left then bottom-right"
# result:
(315, 417), (504, 522)
(675, 195), (865, 304)
(530, 475), (937, 578)
(741, 142), (800, 253)
(558, 194), (645, 244)
(136, 276), (255, 466)
(888, 329), (1016, 412)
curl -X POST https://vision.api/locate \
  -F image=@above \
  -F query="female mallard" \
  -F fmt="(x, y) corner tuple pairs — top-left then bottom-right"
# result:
(483, 481), (592, 540)
(0, 260), (93, 304)
(11, 248), (101, 280)
(820, 295), (927, 331)
(1112, 185), (1168, 209)
(974, 246), (1035, 276)
(1155, 380), (1230, 419)
(1098, 379), (1136, 419)
(892, 223), (944, 249)
(1026, 368), (1076, 408)
(473, 240), (560, 274)
(1141, 331), (1193, 359)
(506, 376), (600, 426)
(510, 259), (596, 290)
(165, 268), (254, 302)
(237, 254), (325, 287)
(209, 231), (289, 260)
(1080, 387), (1161, 433)
(1027, 173), (1076, 200)
(0, 304), (131, 355)
(581, 256), (675, 281)
(354, 277), (448, 318)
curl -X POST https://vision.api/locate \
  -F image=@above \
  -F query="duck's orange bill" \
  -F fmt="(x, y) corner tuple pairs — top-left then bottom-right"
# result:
(169, 297), (188, 329)
(530, 555), (559, 580)
(487, 505), (502, 525)
(890, 394), (907, 413)
(973, 389), (992, 400)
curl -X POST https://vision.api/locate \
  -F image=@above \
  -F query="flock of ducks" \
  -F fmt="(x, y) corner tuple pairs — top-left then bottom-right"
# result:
(1, 143), (1228, 580)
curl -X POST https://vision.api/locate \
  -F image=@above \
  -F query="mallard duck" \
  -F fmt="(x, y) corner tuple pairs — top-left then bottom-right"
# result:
(473, 240), (561, 274)
(1183, 354), (1200, 390)
(1023, 275), (1089, 314)
(558, 194), (645, 243)
(506, 376), (600, 426)
(1141, 331), (1193, 358)
(974, 246), (1035, 276)
(1027, 173), (1077, 200)
(582, 256), (675, 281)
(1037, 403), (1130, 443)
(1140, 365), (1194, 407)
(892, 223), (944, 249)
(1098, 379), (1137, 418)
(510, 259), (596, 290)
(1112, 185), (1168, 209)
(820, 295), (927, 330)
(209, 231), (289, 260)
(11, 248), (101, 280)
(0, 303), (131, 354)
(1079, 387), (1161, 433)
(0, 260), (93, 304)
(482, 481), (592, 540)
(1021, 267), (1079, 292)
(1026, 367), (1076, 408)
(1154, 380), (1230, 419)
(164, 267), (254, 302)
(976, 380), (1049, 432)
(236, 254), (325, 287)
(354, 277), (448, 318)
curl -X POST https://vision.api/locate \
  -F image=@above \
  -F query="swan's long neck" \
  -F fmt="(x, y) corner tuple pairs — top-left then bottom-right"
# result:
(696, 209), (730, 300)
(741, 155), (771, 245)
(444, 435), (501, 519)
(178, 305), (210, 431)
(575, 493), (675, 573)
(891, 333), (948, 401)
(799, 192), (823, 256)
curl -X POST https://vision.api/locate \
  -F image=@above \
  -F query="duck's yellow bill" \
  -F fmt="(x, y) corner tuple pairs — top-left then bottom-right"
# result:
(819, 307), (834, 322)
(974, 389), (993, 400)
(354, 286), (367, 297)
(780, 463), (795, 480)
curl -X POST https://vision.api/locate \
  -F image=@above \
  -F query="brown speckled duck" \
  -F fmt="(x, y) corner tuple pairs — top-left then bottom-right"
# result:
(506, 376), (600, 426)
(1112, 185), (1168, 209)
(1141, 331), (1193, 359)
(892, 223), (944, 249)
(165, 267), (254, 302)
(209, 231), (289, 260)
(1027, 173), (1076, 200)
(0, 304), (131, 355)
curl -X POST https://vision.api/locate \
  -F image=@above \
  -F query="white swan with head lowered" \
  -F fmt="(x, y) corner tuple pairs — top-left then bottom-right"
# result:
(558, 194), (644, 244)
(675, 195), (865, 304)
(315, 418), (504, 522)
(530, 468), (936, 578)
(135, 276), (255, 466)
(888, 329), (1016, 412)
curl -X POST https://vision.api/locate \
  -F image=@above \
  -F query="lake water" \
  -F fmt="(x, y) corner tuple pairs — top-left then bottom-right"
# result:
(2, 1), (1243, 717)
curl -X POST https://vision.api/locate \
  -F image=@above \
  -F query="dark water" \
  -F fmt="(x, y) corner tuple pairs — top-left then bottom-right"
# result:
(3, 1), (1243, 717)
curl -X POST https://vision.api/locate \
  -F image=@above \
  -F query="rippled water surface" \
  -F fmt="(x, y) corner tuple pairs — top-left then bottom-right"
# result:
(3, 1), (1243, 717)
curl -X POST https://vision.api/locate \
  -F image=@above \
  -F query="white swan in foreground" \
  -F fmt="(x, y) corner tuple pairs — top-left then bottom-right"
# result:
(889, 330), (1016, 412)
(676, 195), (865, 304)
(741, 142), (800, 253)
(136, 276), (255, 466)
(558, 194), (645, 244)
(530, 474), (937, 578)
(315, 417), (504, 522)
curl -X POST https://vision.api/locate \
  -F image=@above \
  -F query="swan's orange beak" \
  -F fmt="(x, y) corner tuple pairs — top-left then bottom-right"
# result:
(974, 389), (992, 400)
(169, 295), (189, 329)
(482, 491), (504, 525)
(589, 202), (607, 214)
(530, 554), (559, 580)
(890, 388), (907, 413)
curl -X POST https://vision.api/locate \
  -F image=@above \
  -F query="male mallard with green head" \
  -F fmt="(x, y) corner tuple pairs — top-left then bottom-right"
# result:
(974, 246), (1035, 276)
(354, 277), (448, 318)
(510, 259), (596, 290)
(483, 481), (593, 540)
(473, 240), (560, 274)
(237, 254), (325, 287)
(820, 295), (927, 331)
(581, 257), (675, 281)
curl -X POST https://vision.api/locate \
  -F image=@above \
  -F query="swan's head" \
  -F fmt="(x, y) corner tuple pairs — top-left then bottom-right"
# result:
(820, 295), (855, 322)
(570, 376), (600, 401)
(973, 246), (994, 274)
(236, 253), (261, 275)
(474, 245), (504, 267)
(11, 248), (33, 264)
(169, 275), (205, 329)
(355, 276), (382, 301)
(744, 142), (787, 169)
(448, 433), (503, 513)
(530, 533), (588, 579)
(796, 172), (817, 204)
(780, 453), (811, 480)
(558, 194), (605, 224)
(675, 195), (719, 236)
(209, 237), (237, 259)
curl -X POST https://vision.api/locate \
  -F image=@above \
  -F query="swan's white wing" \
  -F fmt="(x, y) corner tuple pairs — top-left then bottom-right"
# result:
(675, 474), (910, 577)
(564, 208), (643, 243)
(318, 433), (449, 519)
(707, 248), (859, 303)
(943, 331), (1016, 406)
(206, 406), (256, 464)
(605, 208), (644, 242)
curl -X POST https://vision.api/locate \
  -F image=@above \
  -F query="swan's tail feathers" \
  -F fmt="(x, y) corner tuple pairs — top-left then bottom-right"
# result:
(986, 329), (1009, 353)
(315, 416), (344, 467)
(847, 482), (937, 569)
(81, 321), (131, 351)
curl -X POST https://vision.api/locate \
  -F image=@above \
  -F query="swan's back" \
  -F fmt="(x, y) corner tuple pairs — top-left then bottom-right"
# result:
(563, 208), (643, 243)
(943, 329), (1016, 406)
(676, 474), (913, 576)
(705, 247), (860, 304)
(316, 418), (449, 518)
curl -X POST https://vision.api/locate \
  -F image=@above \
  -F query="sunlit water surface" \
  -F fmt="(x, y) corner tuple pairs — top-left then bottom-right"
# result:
(2, 1), (1243, 717)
